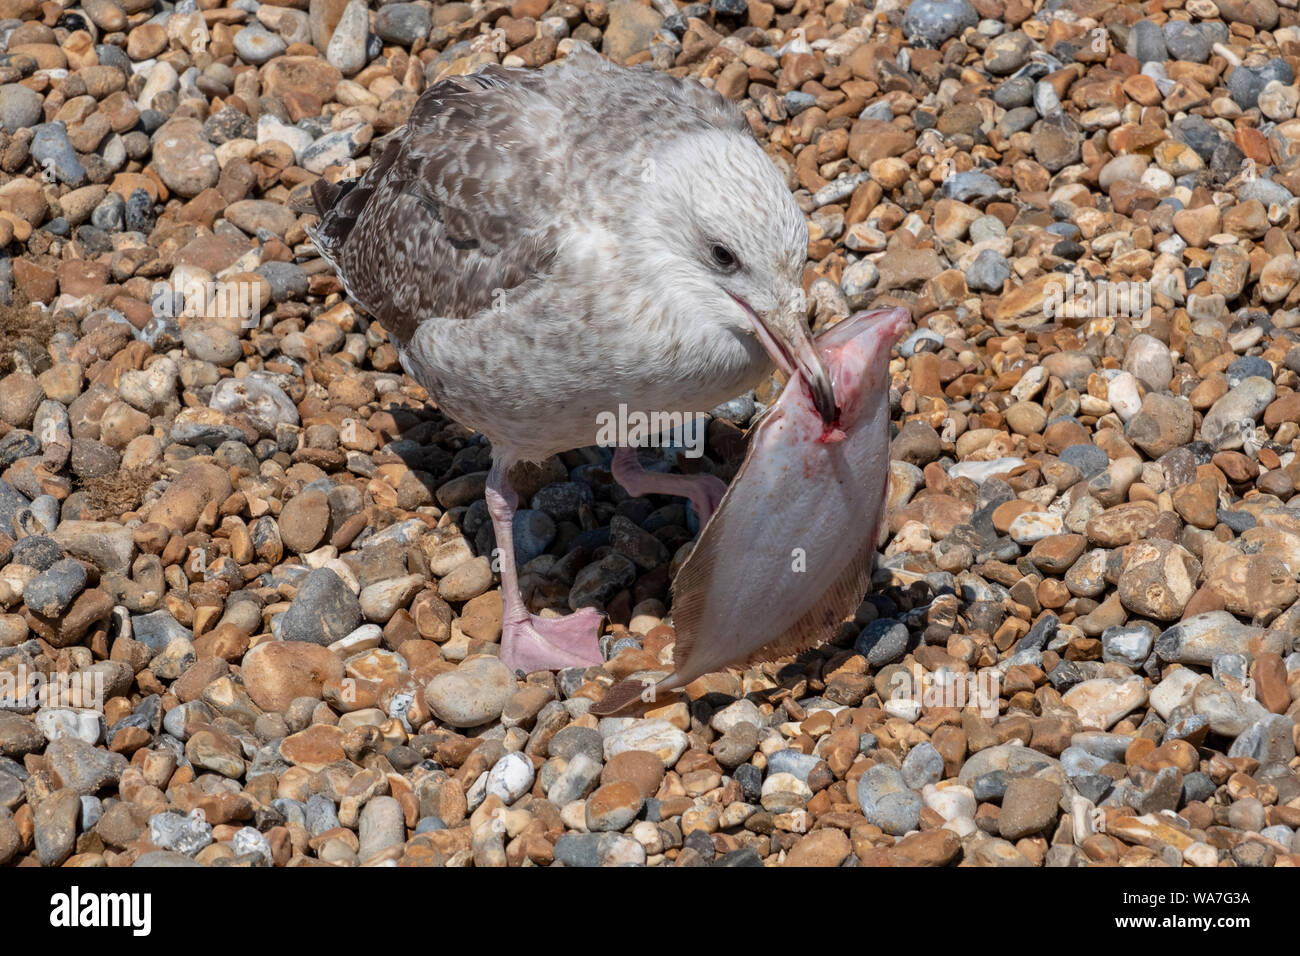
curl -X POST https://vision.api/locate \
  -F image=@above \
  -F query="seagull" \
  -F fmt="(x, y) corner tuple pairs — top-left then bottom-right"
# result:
(308, 42), (836, 675)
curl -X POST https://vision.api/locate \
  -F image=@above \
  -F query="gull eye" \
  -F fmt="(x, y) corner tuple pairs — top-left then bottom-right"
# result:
(710, 243), (738, 270)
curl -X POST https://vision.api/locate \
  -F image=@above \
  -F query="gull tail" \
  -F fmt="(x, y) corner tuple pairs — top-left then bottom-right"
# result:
(306, 137), (402, 313)
(307, 175), (364, 278)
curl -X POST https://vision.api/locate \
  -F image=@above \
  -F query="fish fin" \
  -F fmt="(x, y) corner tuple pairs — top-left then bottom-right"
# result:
(589, 676), (668, 716)
(664, 530), (720, 681)
(743, 534), (878, 667)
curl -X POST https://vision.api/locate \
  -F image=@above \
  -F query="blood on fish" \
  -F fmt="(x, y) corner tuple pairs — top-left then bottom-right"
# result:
(818, 422), (847, 443)
(803, 379), (846, 443)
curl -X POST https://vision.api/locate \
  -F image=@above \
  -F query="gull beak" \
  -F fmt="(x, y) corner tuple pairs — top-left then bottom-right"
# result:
(731, 292), (838, 425)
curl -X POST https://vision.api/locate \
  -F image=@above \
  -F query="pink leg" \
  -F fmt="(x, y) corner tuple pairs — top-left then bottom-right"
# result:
(611, 446), (729, 527)
(485, 459), (604, 674)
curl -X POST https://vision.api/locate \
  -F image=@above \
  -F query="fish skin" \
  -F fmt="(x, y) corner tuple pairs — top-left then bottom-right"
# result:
(592, 307), (911, 715)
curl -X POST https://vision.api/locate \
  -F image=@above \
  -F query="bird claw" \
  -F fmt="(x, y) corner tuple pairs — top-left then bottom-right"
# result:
(500, 606), (605, 675)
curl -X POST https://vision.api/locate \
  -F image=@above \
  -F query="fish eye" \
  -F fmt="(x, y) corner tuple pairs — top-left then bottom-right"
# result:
(710, 243), (738, 270)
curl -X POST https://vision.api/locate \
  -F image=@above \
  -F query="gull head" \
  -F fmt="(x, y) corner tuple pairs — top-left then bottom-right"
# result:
(633, 124), (837, 424)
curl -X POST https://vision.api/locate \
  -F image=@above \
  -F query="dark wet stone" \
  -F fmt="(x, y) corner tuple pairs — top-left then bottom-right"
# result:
(278, 568), (363, 645)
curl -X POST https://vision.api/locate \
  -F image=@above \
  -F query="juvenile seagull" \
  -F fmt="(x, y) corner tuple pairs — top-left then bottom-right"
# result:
(309, 43), (835, 674)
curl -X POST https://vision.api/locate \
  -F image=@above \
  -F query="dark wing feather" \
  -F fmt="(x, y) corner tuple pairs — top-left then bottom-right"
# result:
(309, 67), (566, 346)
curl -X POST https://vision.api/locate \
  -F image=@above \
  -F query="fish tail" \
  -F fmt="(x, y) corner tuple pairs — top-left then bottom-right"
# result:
(589, 673), (681, 716)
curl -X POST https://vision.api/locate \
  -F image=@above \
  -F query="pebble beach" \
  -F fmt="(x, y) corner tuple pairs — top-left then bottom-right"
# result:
(0, 0), (1298, 870)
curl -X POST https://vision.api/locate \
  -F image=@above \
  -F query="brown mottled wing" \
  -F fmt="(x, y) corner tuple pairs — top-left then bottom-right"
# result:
(309, 65), (567, 346)
(310, 44), (754, 348)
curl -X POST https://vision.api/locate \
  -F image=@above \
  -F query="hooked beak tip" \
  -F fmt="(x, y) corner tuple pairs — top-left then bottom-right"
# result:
(810, 373), (838, 426)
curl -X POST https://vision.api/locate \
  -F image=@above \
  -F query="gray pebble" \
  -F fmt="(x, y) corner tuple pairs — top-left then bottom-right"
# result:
(853, 619), (909, 666)
(901, 741), (944, 789)
(1228, 60), (1294, 110)
(966, 249), (1011, 293)
(0, 84), (42, 132)
(23, 558), (87, 618)
(1163, 20), (1210, 62)
(902, 0), (977, 46)
(278, 568), (363, 645)
(31, 123), (88, 187)
(148, 809), (213, 856)
(374, 2), (431, 44)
